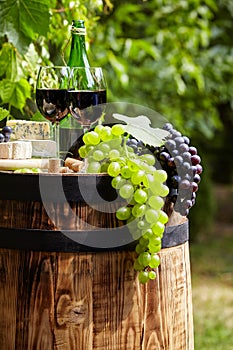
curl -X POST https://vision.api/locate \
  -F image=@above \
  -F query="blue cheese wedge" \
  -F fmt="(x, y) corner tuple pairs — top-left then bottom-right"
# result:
(0, 141), (32, 159)
(7, 120), (50, 140)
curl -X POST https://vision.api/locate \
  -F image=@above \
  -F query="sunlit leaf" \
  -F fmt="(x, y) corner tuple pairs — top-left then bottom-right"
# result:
(113, 114), (169, 147)
(0, 0), (50, 53)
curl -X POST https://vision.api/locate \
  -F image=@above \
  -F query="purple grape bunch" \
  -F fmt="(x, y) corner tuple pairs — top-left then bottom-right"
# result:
(126, 123), (202, 216)
(0, 126), (12, 143)
(154, 123), (202, 216)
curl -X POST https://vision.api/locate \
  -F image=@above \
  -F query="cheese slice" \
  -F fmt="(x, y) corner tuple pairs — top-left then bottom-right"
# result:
(0, 141), (32, 159)
(0, 142), (12, 159)
(7, 120), (50, 140)
(12, 141), (32, 159)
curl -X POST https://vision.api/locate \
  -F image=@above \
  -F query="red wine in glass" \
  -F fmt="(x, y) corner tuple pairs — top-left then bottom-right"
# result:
(36, 88), (69, 123)
(68, 89), (107, 127)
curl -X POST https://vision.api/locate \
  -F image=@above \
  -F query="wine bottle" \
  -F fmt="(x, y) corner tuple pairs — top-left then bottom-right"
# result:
(67, 20), (90, 67)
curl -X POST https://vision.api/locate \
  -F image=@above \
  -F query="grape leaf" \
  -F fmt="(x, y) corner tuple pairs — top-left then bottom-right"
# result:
(0, 107), (10, 122)
(112, 113), (169, 147)
(0, 78), (31, 111)
(0, 0), (50, 54)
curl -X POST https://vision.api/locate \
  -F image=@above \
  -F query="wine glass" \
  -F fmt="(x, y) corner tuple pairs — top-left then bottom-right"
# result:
(36, 66), (70, 157)
(68, 67), (107, 133)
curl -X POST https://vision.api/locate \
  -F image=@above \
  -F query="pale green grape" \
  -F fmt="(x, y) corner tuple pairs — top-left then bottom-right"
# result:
(149, 253), (160, 268)
(153, 169), (167, 183)
(111, 175), (123, 189)
(140, 153), (156, 166)
(111, 123), (126, 136)
(135, 244), (146, 254)
(98, 142), (111, 154)
(121, 165), (133, 179)
(87, 161), (101, 173)
(107, 161), (121, 177)
(109, 149), (120, 160)
(134, 188), (148, 204)
(145, 208), (159, 224)
(141, 252), (151, 266)
(99, 126), (113, 141)
(108, 137), (122, 149)
(148, 270), (157, 280)
(116, 206), (131, 220)
(93, 149), (105, 161)
(148, 242), (161, 253)
(134, 259), (144, 271)
(78, 145), (88, 158)
(127, 159), (140, 172)
(138, 271), (149, 284)
(131, 170), (145, 185)
(142, 228), (153, 239)
(132, 203), (146, 217)
(142, 173), (154, 188)
(119, 183), (134, 199)
(148, 195), (164, 210)
(87, 131), (101, 145)
(151, 221), (165, 236)
(158, 210), (169, 224)
(150, 183), (169, 197)
(94, 124), (104, 134)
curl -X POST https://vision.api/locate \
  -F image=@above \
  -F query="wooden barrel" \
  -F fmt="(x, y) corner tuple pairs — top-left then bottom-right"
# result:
(0, 172), (194, 350)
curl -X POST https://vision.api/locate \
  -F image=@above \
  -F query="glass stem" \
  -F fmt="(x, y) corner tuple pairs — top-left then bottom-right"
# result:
(53, 122), (60, 158)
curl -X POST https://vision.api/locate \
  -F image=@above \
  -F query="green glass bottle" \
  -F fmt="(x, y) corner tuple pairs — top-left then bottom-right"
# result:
(67, 20), (90, 67)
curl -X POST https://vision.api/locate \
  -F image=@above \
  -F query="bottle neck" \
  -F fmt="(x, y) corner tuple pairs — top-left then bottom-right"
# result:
(68, 25), (90, 67)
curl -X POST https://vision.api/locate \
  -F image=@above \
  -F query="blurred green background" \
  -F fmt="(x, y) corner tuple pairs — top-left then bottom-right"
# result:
(0, 1), (232, 348)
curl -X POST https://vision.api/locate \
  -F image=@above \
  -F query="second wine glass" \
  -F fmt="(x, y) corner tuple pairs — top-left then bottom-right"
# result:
(36, 66), (70, 157)
(68, 67), (107, 132)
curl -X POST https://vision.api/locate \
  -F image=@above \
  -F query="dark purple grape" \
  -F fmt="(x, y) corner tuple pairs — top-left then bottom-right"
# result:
(167, 157), (175, 168)
(178, 143), (189, 153)
(159, 151), (170, 162)
(182, 151), (191, 161)
(182, 162), (191, 171)
(184, 199), (193, 209)
(2, 126), (12, 135)
(4, 135), (10, 142)
(174, 155), (183, 166)
(0, 133), (4, 143)
(183, 136), (190, 145)
(193, 174), (201, 183)
(191, 154), (201, 165)
(165, 139), (176, 150)
(184, 173), (192, 181)
(172, 131), (182, 137)
(174, 136), (185, 145)
(171, 175), (181, 188)
(171, 149), (179, 156)
(189, 146), (197, 155)
(192, 182), (198, 192)
(196, 164), (203, 175)
(163, 123), (173, 131)
(180, 179), (191, 190)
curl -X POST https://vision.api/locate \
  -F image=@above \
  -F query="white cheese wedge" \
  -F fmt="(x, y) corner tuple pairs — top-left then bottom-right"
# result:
(30, 140), (57, 157)
(7, 120), (50, 140)
(0, 141), (32, 159)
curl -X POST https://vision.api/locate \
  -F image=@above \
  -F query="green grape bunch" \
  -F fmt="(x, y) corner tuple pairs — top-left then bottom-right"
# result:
(78, 123), (169, 284)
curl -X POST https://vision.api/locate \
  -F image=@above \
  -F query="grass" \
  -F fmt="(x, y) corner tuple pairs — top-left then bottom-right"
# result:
(190, 220), (233, 350)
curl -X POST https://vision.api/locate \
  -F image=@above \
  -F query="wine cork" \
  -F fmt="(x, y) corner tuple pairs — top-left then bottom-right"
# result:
(48, 158), (61, 173)
(64, 157), (83, 172)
